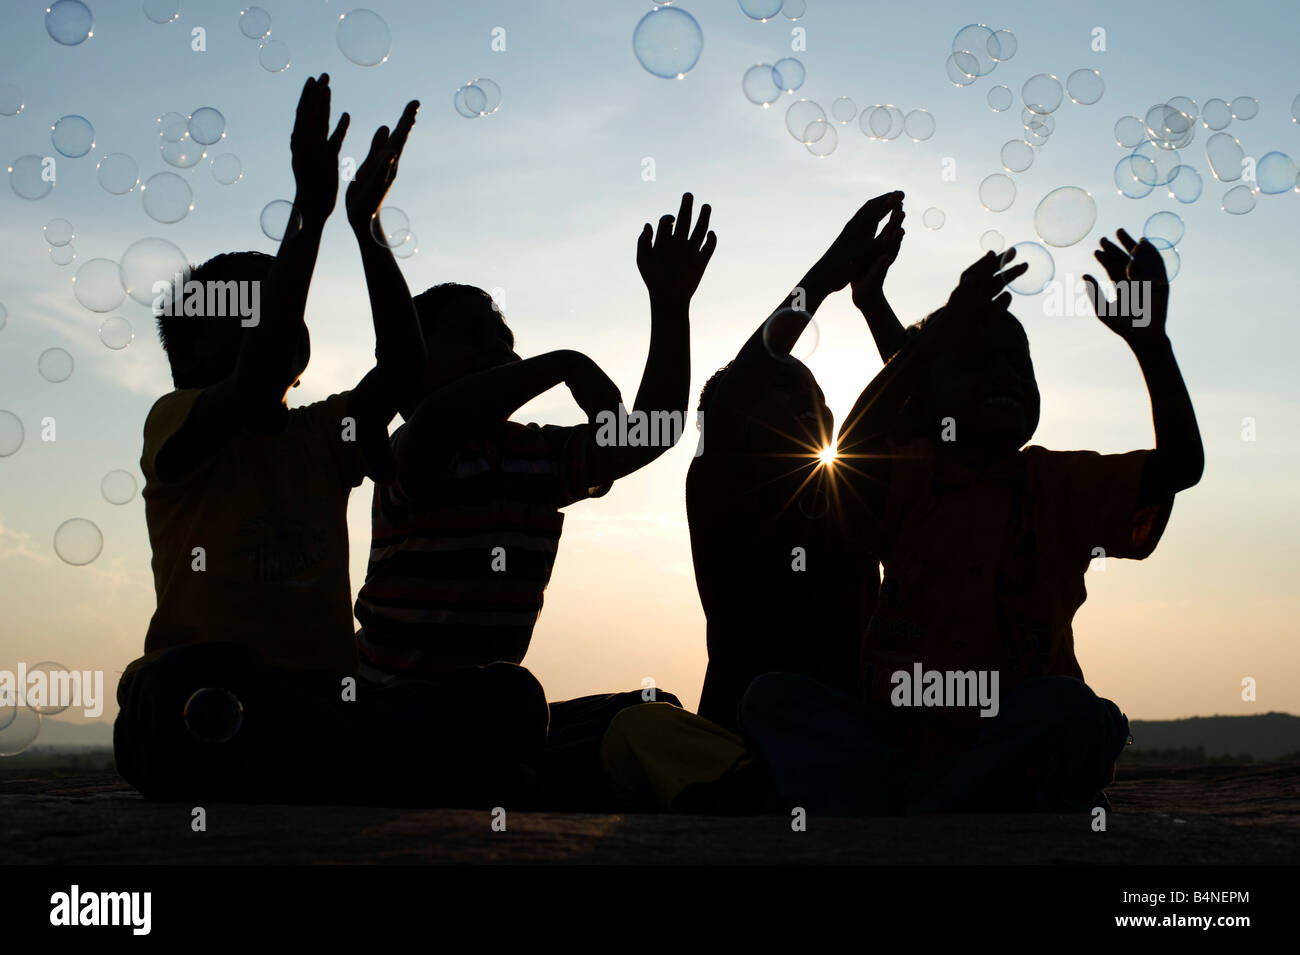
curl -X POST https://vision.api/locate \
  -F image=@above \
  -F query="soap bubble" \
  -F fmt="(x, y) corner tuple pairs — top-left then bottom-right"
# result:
(1167, 96), (1197, 121)
(979, 173), (1016, 212)
(261, 200), (302, 242)
(38, 347), (74, 383)
(1205, 132), (1244, 182)
(831, 97), (857, 124)
(45, 0), (93, 45)
(184, 687), (245, 743)
(188, 107), (226, 145)
(904, 108), (935, 142)
(160, 134), (205, 168)
(1145, 104), (1193, 149)
(785, 99), (825, 143)
(143, 0), (181, 25)
(739, 0), (783, 21)
(922, 207), (945, 230)
(1229, 96), (1257, 120)
(9, 155), (53, 200)
(987, 29), (1016, 61)
(54, 517), (102, 564)
(1022, 110), (1055, 135)
(1166, 165), (1203, 203)
(44, 218), (74, 246)
(782, 0), (806, 19)
(633, 7), (703, 79)
(24, 661), (73, 715)
(1221, 184), (1255, 215)
(239, 6), (271, 40)
(158, 111), (189, 143)
(337, 8), (391, 66)
(944, 52), (979, 87)
(0, 706), (40, 756)
(951, 24), (997, 77)
(73, 259), (125, 312)
(761, 308), (819, 363)
(1200, 98), (1232, 130)
(1006, 242), (1054, 295)
(393, 231), (419, 259)
(1143, 210), (1184, 249)
(1132, 141), (1181, 186)
(1158, 247), (1181, 281)
(464, 78), (502, 116)
(742, 65), (782, 106)
(1114, 115), (1145, 148)
(987, 85), (1012, 111)
(98, 316), (134, 350)
(101, 469), (138, 503)
(0, 411), (23, 457)
(1114, 154), (1156, 199)
(1033, 186), (1097, 247)
(861, 105), (891, 139)
(120, 237), (189, 305)
(50, 245), (76, 266)
(979, 230), (1005, 254)
(1256, 152), (1297, 194)
(211, 152), (243, 185)
(1024, 121), (1051, 148)
(0, 82), (24, 116)
(773, 57), (805, 92)
(142, 172), (193, 223)
(1022, 74), (1063, 114)
(805, 120), (837, 158)
(51, 115), (95, 158)
(1000, 139), (1034, 173)
(453, 86), (479, 118)
(1066, 69), (1104, 105)
(370, 207), (410, 247)
(258, 38), (291, 72)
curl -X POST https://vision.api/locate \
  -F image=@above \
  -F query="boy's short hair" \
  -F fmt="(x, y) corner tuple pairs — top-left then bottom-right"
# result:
(413, 283), (510, 343)
(156, 251), (273, 388)
(697, 362), (734, 417)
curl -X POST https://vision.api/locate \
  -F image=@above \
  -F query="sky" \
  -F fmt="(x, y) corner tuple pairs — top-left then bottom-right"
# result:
(0, 0), (1297, 742)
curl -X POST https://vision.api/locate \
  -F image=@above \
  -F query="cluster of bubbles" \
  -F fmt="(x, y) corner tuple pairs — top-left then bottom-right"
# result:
(742, 58), (808, 105)
(945, 24), (1017, 87)
(453, 79), (503, 119)
(239, 6), (291, 73)
(71, 237), (190, 321)
(0, 661), (80, 756)
(44, 217), (76, 268)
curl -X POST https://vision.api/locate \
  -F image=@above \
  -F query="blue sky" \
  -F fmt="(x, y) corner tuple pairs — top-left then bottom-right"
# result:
(1, 0), (1297, 731)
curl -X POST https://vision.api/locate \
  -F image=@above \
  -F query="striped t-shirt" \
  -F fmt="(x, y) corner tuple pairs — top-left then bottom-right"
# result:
(355, 420), (606, 676)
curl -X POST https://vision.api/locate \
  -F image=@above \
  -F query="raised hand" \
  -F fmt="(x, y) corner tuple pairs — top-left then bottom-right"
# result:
(290, 74), (350, 225)
(346, 100), (420, 237)
(943, 248), (1029, 320)
(811, 190), (905, 295)
(1084, 228), (1170, 341)
(850, 201), (905, 309)
(636, 192), (718, 307)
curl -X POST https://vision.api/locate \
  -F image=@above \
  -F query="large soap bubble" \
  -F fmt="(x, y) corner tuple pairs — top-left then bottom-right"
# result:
(141, 172), (194, 223)
(1114, 154), (1156, 199)
(633, 7), (703, 79)
(120, 237), (190, 305)
(38, 347), (75, 383)
(1256, 152), (1297, 194)
(1066, 69), (1104, 106)
(979, 173), (1016, 212)
(904, 109), (935, 141)
(51, 115), (95, 158)
(1000, 140), (1034, 173)
(1200, 98), (1232, 130)
(1006, 242), (1054, 295)
(742, 65), (782, 106)
(1166, 165), (1203, 203)
(739, 0), (784, 21)
(952, 24), (997, 77)
(9, 155), (53, 200)
(1033, 186), (1097, 247)
(1114, 116), (1145, 148)
(1143, 210), (1184, 249)
(785, 99), (825, 143)
(1205, 132), (1244, 182)
(1022, 74), (1063, 114)
(73, 259), (125, 312)
(337, 8), (391, 67)
(97, 152), (139, 194)
(1221, 185), (1255, 215)
(45, 0), (93, 45)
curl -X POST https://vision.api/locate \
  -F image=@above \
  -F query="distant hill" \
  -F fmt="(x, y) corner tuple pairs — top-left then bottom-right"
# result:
(1128, 712), (1300, 761)
(23, 718), (114, 748)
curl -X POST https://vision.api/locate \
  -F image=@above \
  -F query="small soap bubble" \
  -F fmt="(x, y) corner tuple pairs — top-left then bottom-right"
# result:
(50, 245), (76, 266)
(1066, 69), (1104, 106)
(831, 96), (857, 124)
(861, 105), (891, 139)
(1133, 141), (1181, 186)
(45, 0), (94, 45)
(453, 86), (479, 119)
(1006, 242), (1054, 295)
(944, 52), (979, 87)
(184, 687), (245, 743)
(739, 0), (784, 21)
(1000, 139), (1034, 174)
(465, 79), (502, 116)
(370, 207), (410, 248)
(1033, 186), (1097, 248)
(979, 173), (1016, 212)
(922, 207), (945, 230)
(633, 7), (703, 79)
(258, 38), (291, 72)
(1022, 74), (1063, 115)
(98, 316), (134, 350)
(1022, 110), (1056, 136)
(337, 8), (391, 66)
(987, 29), (1016, 61)
(904, 108), (935, 142)
(160, 134), (205, 168)
(782, 0), (806, 20)
(157, 112), (189, 143)
(1200, 98), (1232, 130)
(188, 107), (226, 145)
(143, 0), (181, 25)
(0, 410), (23, 457)
(9, 155), (53, 200)
(0, 82), (24, 116)
(239, 6), (271, 40)
(142, 171), (193, 223)
(25, 662), (72, 715)
(1166, 165), (1203, 203)
(1205, 132), (1244, 182)
(393, 231), (419, 259)
(743, 65), (782, 106)
(101, 469), (138, 503)
(1143, 210), (1184, 249)
(54, 517), (102, 564)
(1221, 184), (1255, 215)
(38, 347), (74, 383)
(211, 152), (243, 185)
(44, 218), (74, 246)
(881, 106), (906, 140)
(1229, 96), (1258, 120)
(951, 24), (997, 77)
(1158, 247), (1181, 281)
(805, 120), (837, 158)
(987, 85), (1012, 112)
(1255, 152), (1297, 194)
(51, 115), (95, 158)
(0, 705), (41, 756)
(1114, 154), (1156, 199)
(785, 99), (825, 143)
(773, 57), (805, 93)
(73, 259), (125, 312)
(261, 200), (302, 242)
(761, 308), (819, 363)
(1167, 96), (1198, 121)
(979, 229), (1005, 254)
(120, 237), (189, 305)
(1114, 115), (1145, 148)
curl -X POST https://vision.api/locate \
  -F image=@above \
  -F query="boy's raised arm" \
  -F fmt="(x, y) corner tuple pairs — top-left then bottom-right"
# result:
(1084, 228), (1204, 507)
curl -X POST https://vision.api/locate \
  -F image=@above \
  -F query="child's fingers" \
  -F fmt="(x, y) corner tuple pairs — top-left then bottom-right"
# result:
(675, 193), (694, 241)
(1095, 240), (1129, 282)
(1132, 237), (1166, 278)
(700, 230), (718, 265)
(390, 101), (420, 154)
(636, 222), (653, 259)
(654, 213), (675, 249)
(992, 290), (1012, 311)
(1115, 228), (1138, 253)
(1082, 274), (1107, 314)
(689, 203), (712, 249)
(328, 112), (350, 153)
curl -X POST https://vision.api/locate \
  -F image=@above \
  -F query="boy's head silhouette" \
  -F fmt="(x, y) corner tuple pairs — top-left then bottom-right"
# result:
(413, 283), (521, 391)
(156, 251), (310, 392)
